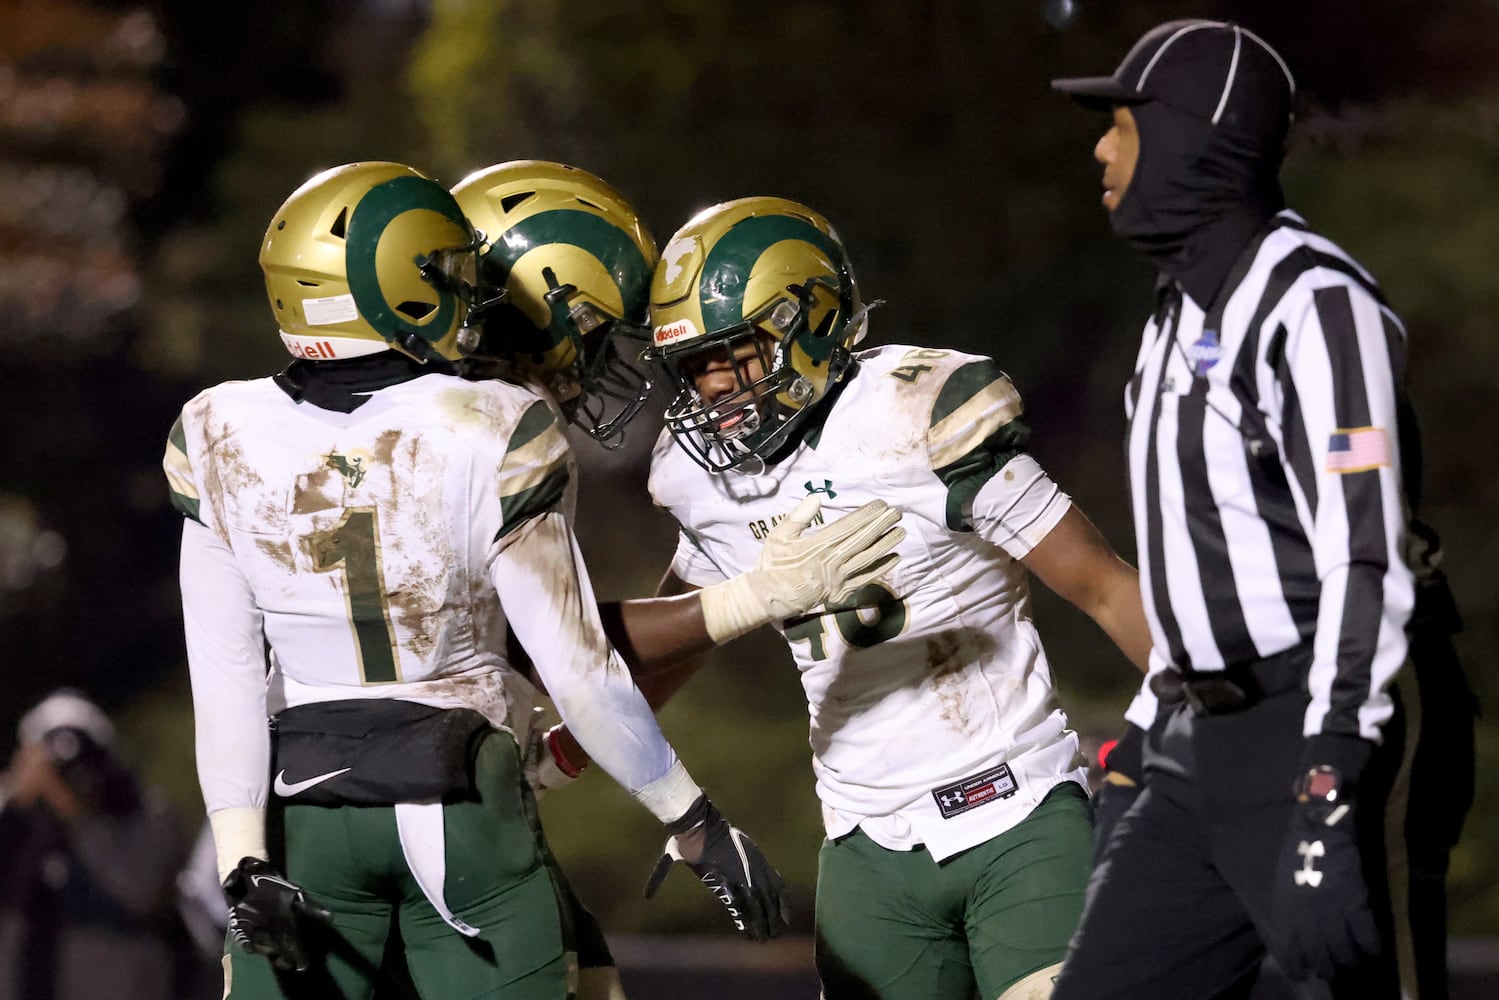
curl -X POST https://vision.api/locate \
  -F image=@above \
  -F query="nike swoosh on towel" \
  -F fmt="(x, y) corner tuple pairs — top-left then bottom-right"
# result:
(273, 767), (352, 796)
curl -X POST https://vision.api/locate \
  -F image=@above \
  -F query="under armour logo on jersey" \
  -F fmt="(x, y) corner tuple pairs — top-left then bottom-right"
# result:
(326, 452), (366, 488)
(1294, 839), (1326, 887)
(932, 763), (1017, 819)
(804, 480), (837, 499)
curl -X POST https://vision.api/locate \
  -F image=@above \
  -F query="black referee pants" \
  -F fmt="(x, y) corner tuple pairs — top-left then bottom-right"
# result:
(1052, 684), (1419, 1000)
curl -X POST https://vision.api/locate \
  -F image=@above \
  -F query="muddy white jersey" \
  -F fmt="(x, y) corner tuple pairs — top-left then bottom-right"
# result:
(650, 344), (1088, 861)
(167, 369), (680, 814)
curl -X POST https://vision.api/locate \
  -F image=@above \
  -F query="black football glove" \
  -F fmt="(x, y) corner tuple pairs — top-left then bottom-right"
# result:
(644, 794), (791, 942)
(1272, 734), (1381, 982)
(222, 857), (331, 972)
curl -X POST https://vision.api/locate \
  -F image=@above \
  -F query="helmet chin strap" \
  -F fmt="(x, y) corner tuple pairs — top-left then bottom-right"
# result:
(393, 331), (456, 371)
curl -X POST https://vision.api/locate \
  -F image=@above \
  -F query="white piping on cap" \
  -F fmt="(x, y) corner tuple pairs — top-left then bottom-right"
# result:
(1212, 27), (1244, 124)
(1135, 21), (1220, 92)
(1135, 20), (1298, 121)
(1239, 25), (1298, 94)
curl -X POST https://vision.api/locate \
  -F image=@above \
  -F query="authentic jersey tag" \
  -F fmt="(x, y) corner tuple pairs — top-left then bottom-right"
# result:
(932, 763), (1018, 819)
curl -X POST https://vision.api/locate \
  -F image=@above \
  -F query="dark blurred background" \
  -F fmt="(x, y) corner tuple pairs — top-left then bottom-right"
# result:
(1, 0), (1494, 976)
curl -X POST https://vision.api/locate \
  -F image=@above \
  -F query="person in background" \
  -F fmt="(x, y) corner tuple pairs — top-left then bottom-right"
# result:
(0, 689), (191, 1000)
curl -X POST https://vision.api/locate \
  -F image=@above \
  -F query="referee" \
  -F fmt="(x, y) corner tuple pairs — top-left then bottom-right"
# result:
(1048, 20), (1449, 998)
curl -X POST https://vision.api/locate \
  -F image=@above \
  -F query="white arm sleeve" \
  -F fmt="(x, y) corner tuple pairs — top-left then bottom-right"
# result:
(179, 519), (272, 868)
(491, 512), (701, 823)
(969, 453), (1073, 560)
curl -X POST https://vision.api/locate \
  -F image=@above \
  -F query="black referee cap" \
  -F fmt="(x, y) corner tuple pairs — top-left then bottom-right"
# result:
(1052, 20), (1295, 141)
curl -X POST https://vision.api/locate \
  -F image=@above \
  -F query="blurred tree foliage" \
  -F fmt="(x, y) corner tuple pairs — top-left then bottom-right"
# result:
(3, 0), (1494, 941)
(0, 0), (188, 731)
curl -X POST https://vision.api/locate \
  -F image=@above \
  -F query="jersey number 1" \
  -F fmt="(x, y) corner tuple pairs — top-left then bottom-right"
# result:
(309, 507), (400, 684)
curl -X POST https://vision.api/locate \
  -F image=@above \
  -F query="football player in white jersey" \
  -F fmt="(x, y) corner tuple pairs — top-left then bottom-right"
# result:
(639, 197), (1154, 1000)
(163, 164), (897, 999)
(443, 160), (905, 1000)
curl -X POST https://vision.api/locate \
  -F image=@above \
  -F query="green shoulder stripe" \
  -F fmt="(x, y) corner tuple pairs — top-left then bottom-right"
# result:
(929, 363), (1031, 531)
(933, 421), (1032, 532)
(163, 415), (202, 524)
(927, 361), (1025, 470)
(495, 401), (571, 539)
(511, 398), (560, 450)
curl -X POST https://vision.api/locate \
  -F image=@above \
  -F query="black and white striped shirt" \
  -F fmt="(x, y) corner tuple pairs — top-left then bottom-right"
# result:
(1123, 210), (1415, 740)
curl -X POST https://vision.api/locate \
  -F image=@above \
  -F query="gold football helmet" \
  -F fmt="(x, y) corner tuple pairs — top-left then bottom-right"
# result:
(644, 197), (868, 472)
(451, 161), (658, 447)
(260, 161), (477, 363)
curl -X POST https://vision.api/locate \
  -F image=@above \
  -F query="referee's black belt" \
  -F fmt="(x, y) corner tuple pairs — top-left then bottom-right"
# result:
(1150, 642), (1312, 716)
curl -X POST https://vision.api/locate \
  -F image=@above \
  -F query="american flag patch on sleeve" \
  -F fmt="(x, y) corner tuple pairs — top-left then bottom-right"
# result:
(1325, 427), (1390, 474)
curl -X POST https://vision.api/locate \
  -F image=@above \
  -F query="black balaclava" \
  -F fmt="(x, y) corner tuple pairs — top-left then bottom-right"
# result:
(275, 350), (454, 412)
(1110, 99), (1286, 309)
(1053, 20), (1297, 307)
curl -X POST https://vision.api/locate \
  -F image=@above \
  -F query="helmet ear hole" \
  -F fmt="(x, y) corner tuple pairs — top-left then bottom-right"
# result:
(396, 301), (436, 320)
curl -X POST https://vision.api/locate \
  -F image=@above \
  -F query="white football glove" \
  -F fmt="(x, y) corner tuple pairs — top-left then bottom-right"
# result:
(699, 495), (905, 643)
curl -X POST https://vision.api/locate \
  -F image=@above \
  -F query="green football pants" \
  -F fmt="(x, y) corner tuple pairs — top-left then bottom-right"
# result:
(814, 781), (1091, 1000)
(224, 732), (572, 1000)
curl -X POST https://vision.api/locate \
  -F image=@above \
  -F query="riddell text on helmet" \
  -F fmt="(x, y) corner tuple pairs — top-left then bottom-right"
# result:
(285, 339), (340, 360)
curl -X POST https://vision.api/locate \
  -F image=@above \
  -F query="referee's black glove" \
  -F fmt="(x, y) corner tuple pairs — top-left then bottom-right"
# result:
(644, 794), (791, 942)
(222, 857), (331, 972)
(1271, 734), (1380, 982)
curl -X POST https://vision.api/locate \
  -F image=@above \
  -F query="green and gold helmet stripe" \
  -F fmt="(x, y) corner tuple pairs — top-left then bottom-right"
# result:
(484, 209), (654, 325)
(700, 214), (848, 356)
(345, 175), (468, 351)
(495, 401), (571, 537)
(163, 415), (202, 524)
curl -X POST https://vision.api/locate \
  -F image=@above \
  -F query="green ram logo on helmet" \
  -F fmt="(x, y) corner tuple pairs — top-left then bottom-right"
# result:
(481, 208), (653, 325)
(700, 214), (852, 363)
(344, 175), (468, 346)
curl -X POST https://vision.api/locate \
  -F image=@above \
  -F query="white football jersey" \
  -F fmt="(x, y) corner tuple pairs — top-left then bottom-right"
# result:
(167, 370), (681, 815)
(650, 345), (1088, 861)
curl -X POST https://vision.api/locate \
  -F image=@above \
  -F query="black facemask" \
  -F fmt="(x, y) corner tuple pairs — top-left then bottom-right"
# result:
(1111, 101), (1286, 308)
